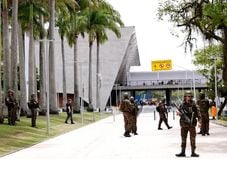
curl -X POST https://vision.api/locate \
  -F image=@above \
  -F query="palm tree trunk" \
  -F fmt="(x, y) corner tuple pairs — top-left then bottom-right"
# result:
(73, 35), (80, 113)
(223, 28), (227, 91)
(61, 36), (67, 109)
(2, 1), (11, 92)
(28, 20), (35, 97)
(18, 23), (28, 116)
(96, 37), (100, 111)
(49, 0), (58, 114)
(39, 15), (46, 114)
(0, 2), (3, 122)
(11, 0), (18, 93)
(88, 40), (93, 111)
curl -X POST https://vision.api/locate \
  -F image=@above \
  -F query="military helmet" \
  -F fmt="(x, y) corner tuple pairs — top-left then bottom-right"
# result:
(31, 93), (36, 97)
(184, 90), (193, 97)
(129, 96), (134, 102)
(123, 92), (129, 99)
(7, 89), (15, 94)
(161, 97), (166, 103)
(199, 92), (205, 99)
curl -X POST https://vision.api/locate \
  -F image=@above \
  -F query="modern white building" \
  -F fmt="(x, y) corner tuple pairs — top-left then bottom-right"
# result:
(127, 70), (207, 87)
(35, 26), (140, 110)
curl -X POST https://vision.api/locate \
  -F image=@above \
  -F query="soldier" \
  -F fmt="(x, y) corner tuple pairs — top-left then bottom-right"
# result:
(65, 99), (75, 124)
(129, 96), (139, 135)
(5, 89), (18, 125)
(157, 98), (172, 130)
(197, 92), (210, 136)
(119, 92), (133, 137)
(176, 90), (201, 157)
(27, 94), (39, 127)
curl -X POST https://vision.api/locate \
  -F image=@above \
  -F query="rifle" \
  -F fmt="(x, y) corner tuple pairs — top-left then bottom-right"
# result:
(172, 103), (191, 124)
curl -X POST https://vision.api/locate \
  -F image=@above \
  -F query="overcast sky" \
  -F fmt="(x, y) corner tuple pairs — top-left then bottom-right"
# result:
(106, 0), (204, 71)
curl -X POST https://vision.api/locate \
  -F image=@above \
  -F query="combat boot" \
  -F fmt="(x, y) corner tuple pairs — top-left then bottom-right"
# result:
(191, 149), (199, 157)
(133, 132), (138, 135)
(175, 148), (186, 157)
(124, 131), (131, 137)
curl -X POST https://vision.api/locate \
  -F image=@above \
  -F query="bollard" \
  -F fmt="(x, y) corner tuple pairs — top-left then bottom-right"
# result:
(154, 111), (156, 120)
(173, 111), (175, 120)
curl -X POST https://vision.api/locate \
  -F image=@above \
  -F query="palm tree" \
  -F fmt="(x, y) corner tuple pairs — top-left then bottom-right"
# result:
(18, 0), (49, 114)
(55, 0), (78, 111)
(48, 0), (59, 114)
(0, 0), (3, 122)
(11, 0), (19, 93)
(95, 3), (123, 111)
(56, 12), (70, 109)
(66, 1), (90, 113)
(85, 1), (123, 111)
(2, 0), (11, 93)
(18, 22), (28, 116)
(38, 15), (47, 114)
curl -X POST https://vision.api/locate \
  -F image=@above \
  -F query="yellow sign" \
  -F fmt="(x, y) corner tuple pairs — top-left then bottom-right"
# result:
(151, 59), (172, 71)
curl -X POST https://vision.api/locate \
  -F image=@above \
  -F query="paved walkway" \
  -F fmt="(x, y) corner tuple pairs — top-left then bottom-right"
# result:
(1, 106), (227, 169)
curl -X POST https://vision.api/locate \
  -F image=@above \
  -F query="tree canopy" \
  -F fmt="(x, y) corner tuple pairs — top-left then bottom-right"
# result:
(158, 0), (227, 95)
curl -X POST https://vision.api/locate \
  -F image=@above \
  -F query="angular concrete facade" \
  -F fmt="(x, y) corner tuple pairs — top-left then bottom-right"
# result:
(37, 26), (140, 110)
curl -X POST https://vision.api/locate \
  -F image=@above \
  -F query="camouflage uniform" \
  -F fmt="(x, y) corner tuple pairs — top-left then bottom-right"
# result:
(197, 92), (210, 136)
(157, 98), (172, 130)
(5, 90), (18, 126)
(129, 96), (139, 135)
(27, 94), (39, 127)
(119, 93), (133, 137)
(176, 91), (201, 157)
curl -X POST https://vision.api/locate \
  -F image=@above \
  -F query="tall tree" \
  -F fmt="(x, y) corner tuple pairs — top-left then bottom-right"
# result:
(85, 1), (123, 111)
(193, 45), (223, 98)
(49, 0), (58, 114)
(0, 0), (3, 122)
(11, 0), (18, 93)
(2, 0), (11, 93)
(56, 12), (69, 109)
(18, 22), (28, 115)
(94, 1), (123, 111)
(158, 0), (227, 114)
(27, 0), (35, 98)
(18, 0), (48, 115)
(66, 0), (91, 113)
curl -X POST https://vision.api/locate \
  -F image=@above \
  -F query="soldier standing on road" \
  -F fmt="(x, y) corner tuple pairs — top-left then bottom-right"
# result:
(65, 99), (75, 124)
(27, 94), (39, 127)
(119, 93), (133, 137)
(176, 91), (201, 157)
(197, 92), (210, 136)
(5, 89), (18, 126)
(129, 96), (139, 135)
(157, 98), (172, 130)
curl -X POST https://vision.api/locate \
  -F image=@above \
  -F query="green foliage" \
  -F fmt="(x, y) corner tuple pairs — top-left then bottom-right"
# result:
(193, 45), (223, 98)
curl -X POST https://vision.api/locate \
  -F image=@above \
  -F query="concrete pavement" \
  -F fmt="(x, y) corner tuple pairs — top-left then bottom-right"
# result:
(1, 106), (227, 169)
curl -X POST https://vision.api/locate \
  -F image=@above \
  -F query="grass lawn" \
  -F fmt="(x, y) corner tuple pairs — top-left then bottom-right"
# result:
(0, 111), (110, 157)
